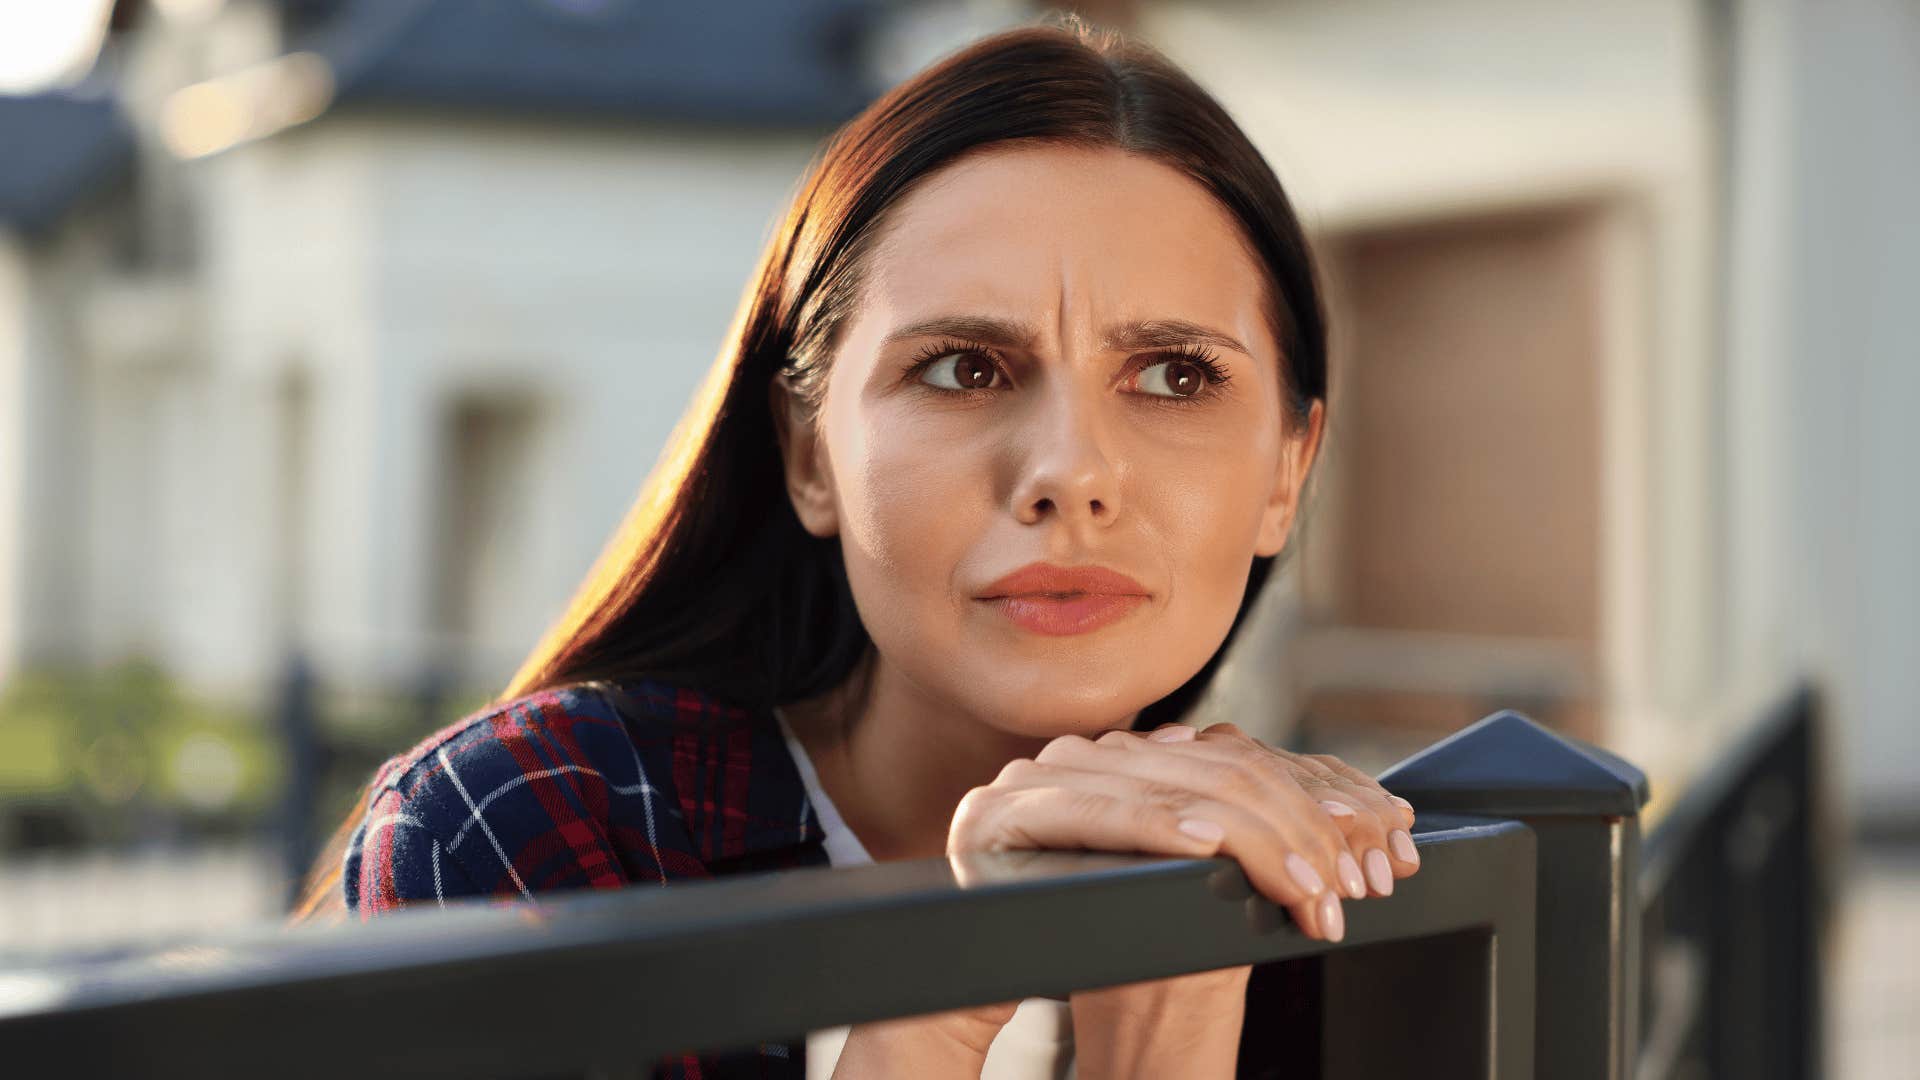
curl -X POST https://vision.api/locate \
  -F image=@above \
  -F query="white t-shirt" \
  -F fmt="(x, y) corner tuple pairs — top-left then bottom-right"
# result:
(774, 709), (1076, 1080)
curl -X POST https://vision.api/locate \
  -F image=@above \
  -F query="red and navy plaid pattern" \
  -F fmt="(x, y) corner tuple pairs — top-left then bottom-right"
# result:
(344, 678), (829, 1078)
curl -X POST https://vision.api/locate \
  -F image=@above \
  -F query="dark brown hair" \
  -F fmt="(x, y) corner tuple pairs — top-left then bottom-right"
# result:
(291, 14), (1327, 924)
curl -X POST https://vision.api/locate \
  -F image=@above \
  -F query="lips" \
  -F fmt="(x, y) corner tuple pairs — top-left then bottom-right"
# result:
(978, 563), (1149, 598)
(975, 563), (1151, 636)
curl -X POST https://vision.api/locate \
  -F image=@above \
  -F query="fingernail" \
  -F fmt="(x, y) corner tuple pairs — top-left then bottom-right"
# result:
(1389, 829), (1420, 866)
(1334, 851), (1366, 899)
(1319, 800), (1356, 818)
(1388, 795), (1415, 813)
(1284, 852), (1325, 896)
(1178, 818), (1225, 843)
(1316, 891), (1345, 942)
(1150, 725), (1196, 742)
(1364, 848), (1394, 895)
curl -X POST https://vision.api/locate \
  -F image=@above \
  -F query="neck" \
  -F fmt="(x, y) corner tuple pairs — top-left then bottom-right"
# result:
(784, 652), (1111, 862)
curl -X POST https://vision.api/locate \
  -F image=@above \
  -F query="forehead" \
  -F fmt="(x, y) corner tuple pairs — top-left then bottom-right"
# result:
(862, 144), (1273, 349)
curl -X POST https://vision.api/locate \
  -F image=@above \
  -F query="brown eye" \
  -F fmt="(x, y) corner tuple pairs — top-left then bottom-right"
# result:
(922, 353), (1003, 391)
(1134, 358), (1207, 398)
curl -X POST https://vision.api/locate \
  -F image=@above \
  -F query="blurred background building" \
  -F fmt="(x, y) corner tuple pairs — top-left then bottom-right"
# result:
(1, 0), (1915, 1069)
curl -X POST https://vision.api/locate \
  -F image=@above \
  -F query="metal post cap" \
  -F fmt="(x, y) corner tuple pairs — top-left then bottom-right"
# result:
(1377, 710), (1651, 817)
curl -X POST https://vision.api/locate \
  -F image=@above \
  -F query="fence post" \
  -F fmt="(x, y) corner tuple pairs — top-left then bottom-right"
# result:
(1378, 710), (1650, 1080)
(273, 650), (320, 909)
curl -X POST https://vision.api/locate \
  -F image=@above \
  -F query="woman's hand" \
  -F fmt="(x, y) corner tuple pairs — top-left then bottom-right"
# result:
(946, 720), (1418, 1077)
(947, 720), (1420, 942)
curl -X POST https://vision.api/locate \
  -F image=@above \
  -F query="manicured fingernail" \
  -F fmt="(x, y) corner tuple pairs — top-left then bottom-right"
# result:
(1319, 800), (1356, 818)
(1285, 852), (1325, 896)
(1389, 829), (1419, 866)
(1388, 795), (1414, 813)
(1316, 891), (1345, 942)
(1364, 848), (1394, 895)
(1178, 818), (1225, 843)
(1335, 851), (1366, 899)
(1151, 725), (1196, 742)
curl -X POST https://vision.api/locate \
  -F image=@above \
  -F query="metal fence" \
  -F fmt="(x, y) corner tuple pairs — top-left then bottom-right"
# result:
(1636, 685), (1827, 1080)
(0, 687), (1825, 1079)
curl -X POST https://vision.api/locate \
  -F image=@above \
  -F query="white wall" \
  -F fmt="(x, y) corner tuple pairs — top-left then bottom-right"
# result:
(195, 114), (824, 692)
(1146, 0), (1720, 768)
(361, 118), (824, 688)
(0, 231), (26, 682)
(134, 120), (392, 691)
(1730, 0), (1920, 824)
(1145, 0), (1707, 225)
(0, 219), (117, 676)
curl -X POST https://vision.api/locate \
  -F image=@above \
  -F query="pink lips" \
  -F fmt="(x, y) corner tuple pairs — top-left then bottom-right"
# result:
(975, 563), (1151, 636)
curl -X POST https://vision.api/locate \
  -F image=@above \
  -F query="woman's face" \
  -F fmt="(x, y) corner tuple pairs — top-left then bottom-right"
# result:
(780, 143), (1323, 737)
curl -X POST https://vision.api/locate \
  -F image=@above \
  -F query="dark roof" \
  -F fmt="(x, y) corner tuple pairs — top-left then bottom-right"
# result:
(0, 92), (134, 236)
(287, 0), (882, 127)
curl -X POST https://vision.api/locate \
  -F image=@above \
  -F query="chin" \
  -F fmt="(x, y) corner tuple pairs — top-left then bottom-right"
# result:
(950, 664), (1192, 740)
(937, 601), (1231, 737)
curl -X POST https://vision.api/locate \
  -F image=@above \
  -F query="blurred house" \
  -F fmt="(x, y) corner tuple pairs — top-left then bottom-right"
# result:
(1166, 0), (1919, 833)
(1154, 1), (1725, 786)
(1, 0), (887, 697)
(1, 89), (137, 697)
(1, 0), (1913, 835)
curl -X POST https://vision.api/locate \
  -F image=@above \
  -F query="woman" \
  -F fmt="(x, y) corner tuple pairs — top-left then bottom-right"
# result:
(292, 15), (1421, 1079)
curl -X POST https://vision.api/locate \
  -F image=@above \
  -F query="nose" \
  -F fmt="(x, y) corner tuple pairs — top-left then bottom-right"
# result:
(1009, 387), (1121, 531)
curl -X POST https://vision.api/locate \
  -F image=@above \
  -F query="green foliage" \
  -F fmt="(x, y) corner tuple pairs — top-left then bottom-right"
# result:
(0, 660), (493, 851)
(0, 660), (273, 808)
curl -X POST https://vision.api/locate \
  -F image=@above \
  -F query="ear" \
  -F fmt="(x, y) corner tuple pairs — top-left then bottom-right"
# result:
(769, 373), (840, 538)
(1254, 398), (1326, 558)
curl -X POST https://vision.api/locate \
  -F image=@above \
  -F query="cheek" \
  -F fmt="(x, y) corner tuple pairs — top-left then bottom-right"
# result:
(829, 405), (982, 609)
(815, 383), (1286, 729)
(1132, 427), (1278, 609)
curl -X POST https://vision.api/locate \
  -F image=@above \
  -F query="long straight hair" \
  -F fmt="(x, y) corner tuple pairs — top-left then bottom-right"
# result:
(291, 14), (1328, 923)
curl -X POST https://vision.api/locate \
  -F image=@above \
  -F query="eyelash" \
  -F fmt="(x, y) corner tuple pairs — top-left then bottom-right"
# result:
(904, 338), (1233, 402)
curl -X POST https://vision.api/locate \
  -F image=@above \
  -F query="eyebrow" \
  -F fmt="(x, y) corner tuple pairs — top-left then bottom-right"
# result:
(881, 314), (1253, 358)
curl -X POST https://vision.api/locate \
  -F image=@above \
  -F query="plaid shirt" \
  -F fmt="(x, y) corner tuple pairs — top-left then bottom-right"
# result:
(343, 678), (829, 1078)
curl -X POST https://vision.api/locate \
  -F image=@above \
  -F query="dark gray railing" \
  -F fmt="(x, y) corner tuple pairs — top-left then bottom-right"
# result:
(1635, 685), (1825, 1080)
(0, 689), (1824, 1079)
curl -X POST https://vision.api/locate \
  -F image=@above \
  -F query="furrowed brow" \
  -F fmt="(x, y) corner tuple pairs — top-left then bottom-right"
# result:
(881, 314), (1251, 358)
(1101, 319), (1252, 358)
(882, 315), (1038, 351)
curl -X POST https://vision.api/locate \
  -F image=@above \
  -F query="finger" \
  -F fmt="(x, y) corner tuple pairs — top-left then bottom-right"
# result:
(1294, 757), (1404, 886)
(1316, 755), (1417, 829)
(1286, 756), (1414, 893)
(1090, 724), (1193, 747)
(1181, 739), (1403, 842)
(1139, 738), (1403, 896)
(952, 777), (1228, 860)
(1311, 756), (1420, 876)
(1037, 739), (1351, 922)
(983, 760), (1342, 940)
(1123, 735), (1372, 844)
(1044, 734), (1349, 872)
(1387, 826), (1421, 871)
(1315, 797), (1364, 831)
(1313, 803), (1369, 896)
(1319, 798), (1360, 823)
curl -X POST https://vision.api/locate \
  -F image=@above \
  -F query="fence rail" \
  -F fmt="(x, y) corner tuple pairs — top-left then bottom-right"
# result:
(0, 685), (1824, 1079)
